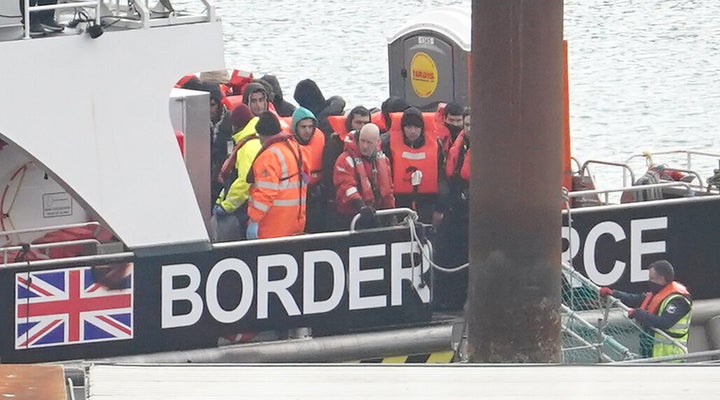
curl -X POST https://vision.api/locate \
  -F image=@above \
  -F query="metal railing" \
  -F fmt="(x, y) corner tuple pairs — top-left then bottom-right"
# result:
(23, 0), (101, 39)
(1, 221), (104, 265)
(567, 181), (694, 205)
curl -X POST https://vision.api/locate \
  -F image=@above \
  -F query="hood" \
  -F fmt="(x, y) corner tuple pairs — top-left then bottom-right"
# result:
(232, 117), (259, 143)
(261, 74), (284, 102)
(294, 79), (326, 116)
(291, 106), (318, 135)
(242, 82), (268, 105)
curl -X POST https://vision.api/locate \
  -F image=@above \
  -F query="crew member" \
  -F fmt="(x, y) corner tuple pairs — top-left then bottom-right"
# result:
(381, 107), (447, 225)
(599, 259), (692, 359)
(246, 112), (308, 239)
(333, 123), (394, 230)
(212, 104), (261, 241)
(290, 107), (325, 233)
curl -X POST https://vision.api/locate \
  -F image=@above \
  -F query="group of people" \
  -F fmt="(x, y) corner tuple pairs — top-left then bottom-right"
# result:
(180, 74), (472, 308)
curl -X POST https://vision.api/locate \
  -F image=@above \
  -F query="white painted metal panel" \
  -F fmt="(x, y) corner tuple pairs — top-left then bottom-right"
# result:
(0, 22), (224, 251)
(86, 363), (720, 399)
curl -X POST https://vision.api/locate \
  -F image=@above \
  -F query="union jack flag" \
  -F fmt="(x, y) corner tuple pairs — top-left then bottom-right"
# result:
(15, 265), (133, 349)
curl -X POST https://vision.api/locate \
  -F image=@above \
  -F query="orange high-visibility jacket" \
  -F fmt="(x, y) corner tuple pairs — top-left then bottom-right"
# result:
(248, 137), (308, 239)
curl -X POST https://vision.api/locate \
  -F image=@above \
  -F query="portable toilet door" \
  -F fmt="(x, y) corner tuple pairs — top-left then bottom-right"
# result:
(387, 7), (471, 111)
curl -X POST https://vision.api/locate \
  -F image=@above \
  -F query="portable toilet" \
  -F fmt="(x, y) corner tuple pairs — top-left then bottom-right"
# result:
(387, 7), (470, 111)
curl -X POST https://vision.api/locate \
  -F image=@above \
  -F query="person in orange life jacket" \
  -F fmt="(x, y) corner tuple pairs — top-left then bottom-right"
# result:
(246, 112), (309, 240)
(294, 79), (346, 137)
(432, 110), (471, 311)
(243, 82), (269, 116)
(381, 107), (448, 225)
(333, 123), (394, 230)
(439, 102), (465, 155)
(599, 260), (692, 358)
(212, 104), (261, 241)
(260, 74), (296, 117)
(321, 108), (371, 193)
(290, 107), (326, 233)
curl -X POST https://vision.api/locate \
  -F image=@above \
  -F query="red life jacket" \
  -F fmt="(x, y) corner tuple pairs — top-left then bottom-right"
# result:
(445, 132), (470, 181)
(327, 115), (349, 141)
(388, 113), (439, 194)
(371, 111), (387, 131)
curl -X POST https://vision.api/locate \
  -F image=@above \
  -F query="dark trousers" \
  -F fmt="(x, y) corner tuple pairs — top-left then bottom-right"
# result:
(19, 0), (57, 24)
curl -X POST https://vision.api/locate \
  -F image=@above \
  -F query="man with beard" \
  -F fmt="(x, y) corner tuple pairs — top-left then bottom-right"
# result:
(599, 260), (692, 359)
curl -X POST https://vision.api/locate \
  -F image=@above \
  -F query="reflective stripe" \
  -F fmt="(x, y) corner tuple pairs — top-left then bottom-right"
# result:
(269, 146), (289, 179)
(273, 198), (306, 207)
(401, 151), (427, 160)
(336, 166), (346, 173)
(254, 180), (302, 190)
(345, 187), (358, 197)
(345, 156), (355, 167)
(250, 198), (270, 212)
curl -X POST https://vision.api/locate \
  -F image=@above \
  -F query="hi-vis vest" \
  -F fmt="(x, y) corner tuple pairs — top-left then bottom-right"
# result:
(388, 113), (438, 194)
(640, 282), (692, 358)
(298, 128), (325, 185)
(248, 136), (307, 239)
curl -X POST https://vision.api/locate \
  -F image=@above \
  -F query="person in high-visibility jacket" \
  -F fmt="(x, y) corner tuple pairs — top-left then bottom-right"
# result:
(599, 259), (692, 359)
(246, 111), (308, 239)
(212, 104), (261, 241)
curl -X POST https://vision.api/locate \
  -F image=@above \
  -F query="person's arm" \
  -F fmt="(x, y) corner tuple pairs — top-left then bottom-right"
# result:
(633, 297), (691, 330)
(220, 140), (261, 212)
(333, 153), (364, 212)
(609, 290), (646, 308)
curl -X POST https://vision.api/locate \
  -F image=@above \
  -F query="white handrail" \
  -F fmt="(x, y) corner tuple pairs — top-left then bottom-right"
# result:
(1, 221), (101, 237)
(2, 238), (101, 265)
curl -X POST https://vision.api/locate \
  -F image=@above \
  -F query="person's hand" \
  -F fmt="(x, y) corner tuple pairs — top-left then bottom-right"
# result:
(213, 204), (227, 216)
(246, 220), (259, 239)
(356, 206), (376, 229)
(599, 287), (613, 297)
(627, 309), (636, 319)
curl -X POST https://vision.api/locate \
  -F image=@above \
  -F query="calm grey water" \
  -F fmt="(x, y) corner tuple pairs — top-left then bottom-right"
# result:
(190, 0), (720, 186)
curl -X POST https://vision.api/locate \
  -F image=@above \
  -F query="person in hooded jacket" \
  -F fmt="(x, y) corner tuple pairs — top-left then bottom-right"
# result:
(196, 81), (234, 205)
(381, 107), (448, 226)
(246, 112), (309, 239)
(374, 96), (410, 134)
(333, 123), (394, 230)
(438, 102), (465, 155)
(261, 74), (296, 117)
(243, 82), (270, 116)
(293, 79), (345, 137)
(212, 104), (262, 241)
(290, 107), (326, 233)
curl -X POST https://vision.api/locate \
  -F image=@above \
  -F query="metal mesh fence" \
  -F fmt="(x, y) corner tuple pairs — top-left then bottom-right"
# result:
(560, 262), (686, 363)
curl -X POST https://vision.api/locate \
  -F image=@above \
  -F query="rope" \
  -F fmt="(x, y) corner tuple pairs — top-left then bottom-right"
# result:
(1, 163), (29, 242)
(403, 213), (468, 273)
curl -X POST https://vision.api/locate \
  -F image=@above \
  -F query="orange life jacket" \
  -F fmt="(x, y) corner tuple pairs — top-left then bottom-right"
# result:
(640, 281), (690, 315)
(388, 113), (439, 194)
(298, 128), (325, 184)
(445, 132), (470, 181)
(371, 111), (387, 131)
(327, 115), (349, 141)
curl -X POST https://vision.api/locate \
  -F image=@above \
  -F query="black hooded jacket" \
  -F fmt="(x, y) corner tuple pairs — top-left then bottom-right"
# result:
(261, 75), (296, 117)
(294, 79), (345, 137)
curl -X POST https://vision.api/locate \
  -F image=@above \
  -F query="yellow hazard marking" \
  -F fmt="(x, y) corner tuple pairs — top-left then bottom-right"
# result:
(348, 351), (456, 364)
(381, 356), (408, 363)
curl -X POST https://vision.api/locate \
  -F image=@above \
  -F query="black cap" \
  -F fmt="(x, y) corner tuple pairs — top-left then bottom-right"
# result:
(255, 111), (281, 136)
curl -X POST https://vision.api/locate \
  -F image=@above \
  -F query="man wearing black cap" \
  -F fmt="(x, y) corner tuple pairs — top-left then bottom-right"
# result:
(246, 112), (308, 239)
(381, 107), (447, 226)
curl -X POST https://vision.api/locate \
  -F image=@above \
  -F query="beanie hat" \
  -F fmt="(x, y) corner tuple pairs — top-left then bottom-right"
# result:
(230, 104), (254, 130)
(255, 111), (281, 136)
(401, 107), (424, 129)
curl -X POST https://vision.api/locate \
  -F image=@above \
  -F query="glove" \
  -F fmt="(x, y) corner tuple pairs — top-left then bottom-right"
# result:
(356, 206), (376, 230)
(627, 309), (636, 319)
(246, 220), (259, 240)
(599, 287), (613, 297)
(213, 204), (227, 216)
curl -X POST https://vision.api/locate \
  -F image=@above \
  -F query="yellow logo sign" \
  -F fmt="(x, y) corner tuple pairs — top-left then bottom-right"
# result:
(410, 52), (438, 98)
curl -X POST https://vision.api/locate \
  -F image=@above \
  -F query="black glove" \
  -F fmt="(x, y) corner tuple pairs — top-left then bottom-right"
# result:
(356, 206), (377, 230)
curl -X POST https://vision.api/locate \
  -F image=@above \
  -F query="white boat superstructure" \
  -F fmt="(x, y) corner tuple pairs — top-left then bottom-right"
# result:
(0, 1), (224, 253)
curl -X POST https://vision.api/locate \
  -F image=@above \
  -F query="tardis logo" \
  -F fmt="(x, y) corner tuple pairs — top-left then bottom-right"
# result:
(15, 265), (133, 349)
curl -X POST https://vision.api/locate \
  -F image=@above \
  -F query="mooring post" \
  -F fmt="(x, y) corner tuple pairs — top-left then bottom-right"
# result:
(466, 0), (564, 362)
